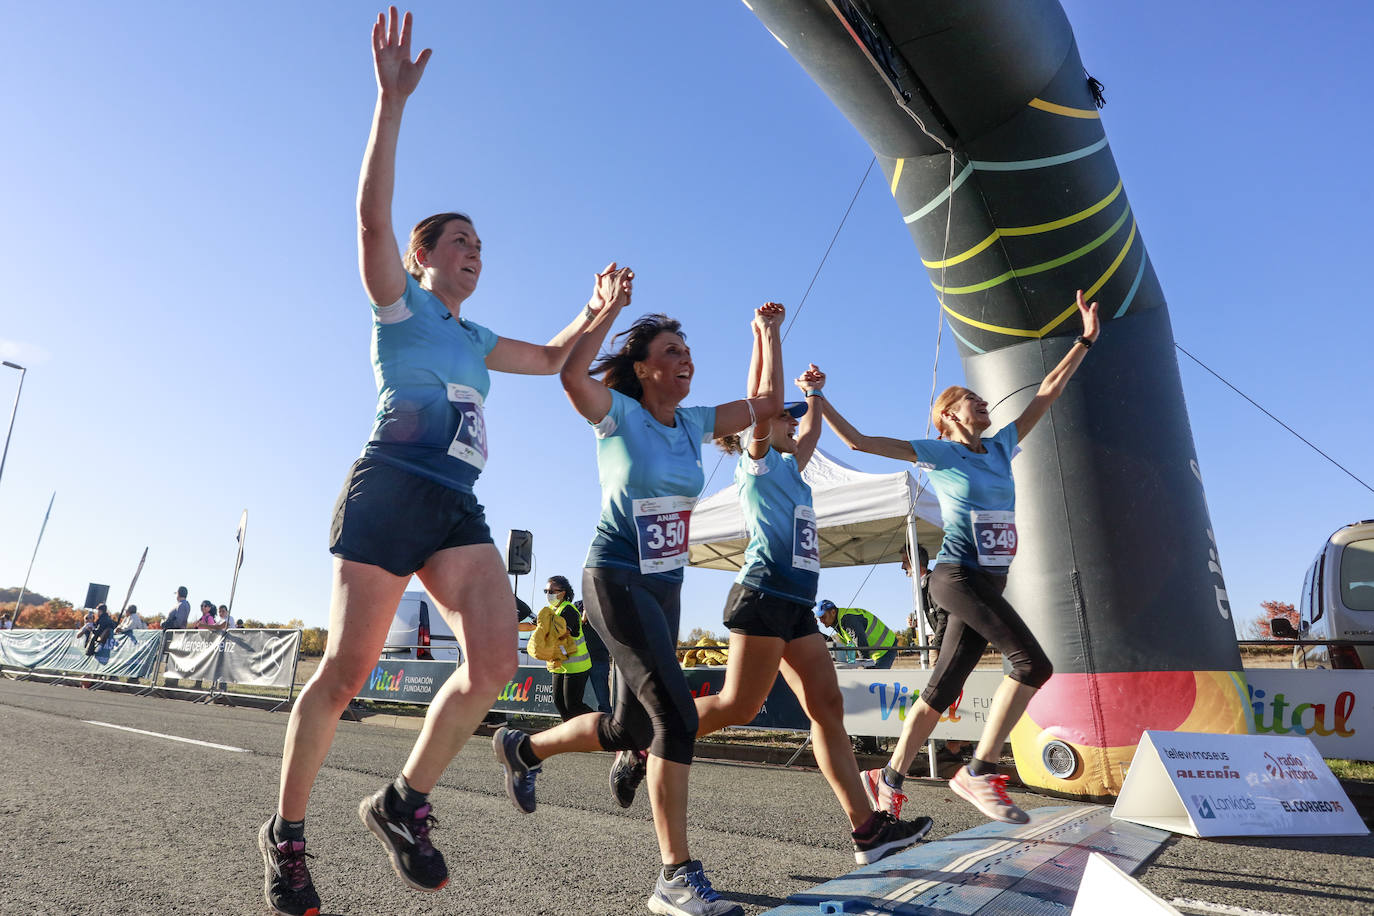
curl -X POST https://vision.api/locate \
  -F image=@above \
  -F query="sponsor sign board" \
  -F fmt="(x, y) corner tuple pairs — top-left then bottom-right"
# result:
(1113, 731), (1368, 837)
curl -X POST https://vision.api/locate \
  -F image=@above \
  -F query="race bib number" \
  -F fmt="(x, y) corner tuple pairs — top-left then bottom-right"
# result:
(446, 383), (488, 470)
(632, 496), (694, 574)
(792, 505), (820, 572)
(971, 509), (1017, 567)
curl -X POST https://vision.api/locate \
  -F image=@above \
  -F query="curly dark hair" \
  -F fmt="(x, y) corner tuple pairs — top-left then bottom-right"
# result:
(546, 575), (575, 603)
(590, 313), (684, 401)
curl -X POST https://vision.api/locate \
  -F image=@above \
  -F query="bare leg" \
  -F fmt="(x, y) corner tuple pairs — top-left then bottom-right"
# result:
(778, 634), (870, 829)
(648, 756), (691, 864)
(279, 559), (407, 821)
(527, 710), (606, 758)
(973, 677), (1037, 765)
(695, 632), (785, 737)
(888, 697), (944, 777)
(401, 543), (518, 792)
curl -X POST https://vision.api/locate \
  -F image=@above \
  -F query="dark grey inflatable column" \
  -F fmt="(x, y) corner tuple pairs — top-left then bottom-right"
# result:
(744, 0), (1246, 797)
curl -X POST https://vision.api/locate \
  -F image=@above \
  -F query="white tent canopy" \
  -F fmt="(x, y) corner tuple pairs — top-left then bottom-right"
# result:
(689, 448), (944, 571)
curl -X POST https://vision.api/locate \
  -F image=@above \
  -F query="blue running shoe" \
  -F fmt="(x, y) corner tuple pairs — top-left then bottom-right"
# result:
(493, 726), (540, 814)
(647, 861), (743, 916)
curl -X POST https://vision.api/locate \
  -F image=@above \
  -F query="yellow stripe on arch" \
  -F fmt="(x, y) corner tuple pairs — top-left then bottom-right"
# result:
(922, 179), (1124, 269)
(890, 158), (905, 195)
(1036, 220), (1139, 336)
(1029, 97), (1100, 119)
(939, 219), (1139, 341)
(932, 202), (1132, 295)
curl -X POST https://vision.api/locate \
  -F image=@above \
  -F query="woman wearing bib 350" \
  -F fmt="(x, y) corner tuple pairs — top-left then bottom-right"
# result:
(257, 10), (629, 916)
(655, 324), (931, 864)
(805, 290), (1100, 826)
(494, 300), (786, 916)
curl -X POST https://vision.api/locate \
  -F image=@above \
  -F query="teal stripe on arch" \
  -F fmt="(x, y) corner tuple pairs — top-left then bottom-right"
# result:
(970, 136), (1109, 172)
(903, 161), (975, 223)
(1113, 253), (1148, 319)
(946, 320), (986, 354)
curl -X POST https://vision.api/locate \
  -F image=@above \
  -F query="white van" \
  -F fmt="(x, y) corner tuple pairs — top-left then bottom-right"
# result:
(383, 589), (462, 663)
(1290, 520), (1374, 669)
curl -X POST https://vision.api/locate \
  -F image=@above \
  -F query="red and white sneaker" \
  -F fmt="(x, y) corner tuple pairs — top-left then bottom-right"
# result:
(948, 766), (1028, 824)
(860, 768), (906, 819)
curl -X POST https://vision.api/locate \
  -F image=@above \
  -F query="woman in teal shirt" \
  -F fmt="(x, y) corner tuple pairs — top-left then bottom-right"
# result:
(806, 290), (1100, 827)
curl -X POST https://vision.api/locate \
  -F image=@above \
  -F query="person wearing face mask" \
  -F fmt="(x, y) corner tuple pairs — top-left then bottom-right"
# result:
(803, 290), (1100, 827)
(493, 299), (786, 916)
(541, 576), (593, 722)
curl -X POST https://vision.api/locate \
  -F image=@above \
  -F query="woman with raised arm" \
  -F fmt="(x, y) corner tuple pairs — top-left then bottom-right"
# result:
(493, 295), (784, 916)
(805, 291), (1100, 827)
(258, 10), (626, 916)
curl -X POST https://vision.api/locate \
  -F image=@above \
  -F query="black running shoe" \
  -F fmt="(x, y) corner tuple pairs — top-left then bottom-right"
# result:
(610, 748), (648, 808)
(258, 818), (321, 916)
(358, 787), (449, 892)
(851, 810), (933, 865)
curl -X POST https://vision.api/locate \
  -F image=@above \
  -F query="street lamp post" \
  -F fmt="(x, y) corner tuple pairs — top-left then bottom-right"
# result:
(0, 360), (26, 490)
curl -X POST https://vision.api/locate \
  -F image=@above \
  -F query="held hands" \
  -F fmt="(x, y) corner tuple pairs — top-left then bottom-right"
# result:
(753, 301), (785, 334)
(796, 363), (825, 393)
(1076, 289), (1101, 343)
(373, 7), (432, 99)
(588, 262), (634, 315)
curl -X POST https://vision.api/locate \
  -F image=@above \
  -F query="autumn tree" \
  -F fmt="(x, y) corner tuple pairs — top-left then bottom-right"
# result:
(1245, 600), (1299, 639)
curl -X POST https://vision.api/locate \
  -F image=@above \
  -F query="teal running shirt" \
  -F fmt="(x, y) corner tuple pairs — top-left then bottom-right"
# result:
(584, 389), (715, 582)
(911, 423), (1020, 570)
(735, 449), (819, 605)
(364, 275), (499, 493)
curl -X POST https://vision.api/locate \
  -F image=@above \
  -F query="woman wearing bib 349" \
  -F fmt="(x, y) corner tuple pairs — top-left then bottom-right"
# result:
(494, 301), (786, 916)
(805, 290), (1100, 826)
(257, 10), (630, 916)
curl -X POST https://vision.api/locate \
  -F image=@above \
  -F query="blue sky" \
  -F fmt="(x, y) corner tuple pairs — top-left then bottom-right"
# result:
(2, 2), (1370, 642)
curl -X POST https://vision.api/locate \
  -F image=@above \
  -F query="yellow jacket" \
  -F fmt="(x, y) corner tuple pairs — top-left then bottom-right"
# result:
(528, 605), (578, 669)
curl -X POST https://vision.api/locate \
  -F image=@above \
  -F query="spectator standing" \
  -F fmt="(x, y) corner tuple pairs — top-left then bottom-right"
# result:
(195, 601), (219, 628)
(164, 587), (191, 630)
(75, 611), (98, 645)
(116, 605), (147, 632)
(85, 605), (116, 655)
(0, 612), (14, 630)
(542, 576), (593, 722)
(216, 605), (236, 630)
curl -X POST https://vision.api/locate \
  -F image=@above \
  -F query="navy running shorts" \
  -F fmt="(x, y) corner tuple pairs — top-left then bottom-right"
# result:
(329, 455), (493, 577)
(721, 583), (819, 641)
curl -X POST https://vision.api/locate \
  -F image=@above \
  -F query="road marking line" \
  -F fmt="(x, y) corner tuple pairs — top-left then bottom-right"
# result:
(83, 720), (249, 752)
(1170, 898), (1298, 916)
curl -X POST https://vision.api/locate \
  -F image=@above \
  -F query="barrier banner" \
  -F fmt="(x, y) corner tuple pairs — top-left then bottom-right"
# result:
(0, 628), (163, 679)
(162, 630), (223, 681)
(217, 629), (300, 689)
(837, 669), (1005, 740)
(357, 658), (458, 706)
(683, 668), (808, 731)
(1243, 669), (1374, 762)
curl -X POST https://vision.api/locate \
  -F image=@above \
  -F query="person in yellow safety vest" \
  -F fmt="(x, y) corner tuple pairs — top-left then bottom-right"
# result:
(543, 575), (594, 722)
(817, 600), (898, 669)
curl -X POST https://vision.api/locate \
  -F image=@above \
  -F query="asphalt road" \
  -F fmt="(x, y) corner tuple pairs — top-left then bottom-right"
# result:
(2, 677), (1371, 916)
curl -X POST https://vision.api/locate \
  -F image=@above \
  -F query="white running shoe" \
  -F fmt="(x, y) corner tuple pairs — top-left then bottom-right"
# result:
(860, 767), (907, 819)
(646, 861), (743, 916)
(948, 765), (1029, 824)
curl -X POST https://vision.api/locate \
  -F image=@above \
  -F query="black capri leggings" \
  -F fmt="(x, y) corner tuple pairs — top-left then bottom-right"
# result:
(581, 566), (698, 765)
(920, 563), (1053, 713)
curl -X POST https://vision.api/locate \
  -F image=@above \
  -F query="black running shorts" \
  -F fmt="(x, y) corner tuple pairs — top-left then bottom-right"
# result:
(721, 583), (819, 641)
(329, 455), (493, 577)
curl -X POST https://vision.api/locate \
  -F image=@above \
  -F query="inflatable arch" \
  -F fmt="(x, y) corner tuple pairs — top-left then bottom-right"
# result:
(742, 0), (1248, 798)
